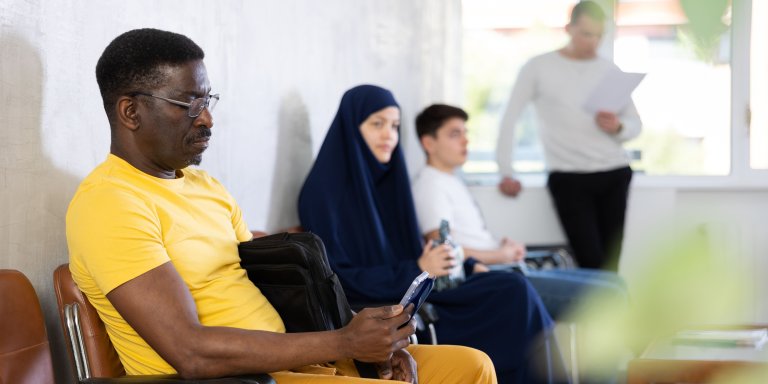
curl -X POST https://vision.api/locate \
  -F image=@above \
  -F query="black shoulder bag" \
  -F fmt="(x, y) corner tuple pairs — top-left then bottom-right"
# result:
(238, 232), (379, 378)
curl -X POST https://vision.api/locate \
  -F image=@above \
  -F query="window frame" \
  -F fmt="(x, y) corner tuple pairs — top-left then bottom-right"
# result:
(462, 0), (768, 189)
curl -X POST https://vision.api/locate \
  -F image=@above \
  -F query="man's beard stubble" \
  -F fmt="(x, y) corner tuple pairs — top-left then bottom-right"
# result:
(186, 127), (211, 166)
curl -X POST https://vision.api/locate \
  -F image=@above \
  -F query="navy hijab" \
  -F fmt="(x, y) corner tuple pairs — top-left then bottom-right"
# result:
(298, 85), (424, 303)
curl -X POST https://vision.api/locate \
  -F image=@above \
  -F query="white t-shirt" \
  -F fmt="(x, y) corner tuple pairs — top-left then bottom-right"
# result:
(496, 51), (642, 176)
(411, 166), (498, 250)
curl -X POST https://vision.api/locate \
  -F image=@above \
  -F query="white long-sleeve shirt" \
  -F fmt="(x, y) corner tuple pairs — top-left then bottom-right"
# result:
(496, 51), (642, 176)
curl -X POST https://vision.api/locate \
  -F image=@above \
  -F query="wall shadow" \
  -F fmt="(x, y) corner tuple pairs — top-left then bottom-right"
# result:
(265, 91), (313, 232)
(0, 33), (81, 383)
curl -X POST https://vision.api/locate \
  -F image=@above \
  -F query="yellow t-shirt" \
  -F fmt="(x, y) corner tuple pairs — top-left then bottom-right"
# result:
(67, 154), (285, 375)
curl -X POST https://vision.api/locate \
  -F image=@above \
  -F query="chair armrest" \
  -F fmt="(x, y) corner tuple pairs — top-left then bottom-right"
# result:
(82, 373), (275, 384)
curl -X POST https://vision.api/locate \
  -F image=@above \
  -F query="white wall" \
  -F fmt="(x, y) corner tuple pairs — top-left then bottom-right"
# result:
(0, 1), (460, 382)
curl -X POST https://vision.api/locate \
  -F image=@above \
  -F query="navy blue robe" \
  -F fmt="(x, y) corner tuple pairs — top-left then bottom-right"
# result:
(298, 85), (568, 383)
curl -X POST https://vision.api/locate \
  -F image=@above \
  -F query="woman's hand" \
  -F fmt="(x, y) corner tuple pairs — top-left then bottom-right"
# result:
(417, 240), (454, 277)
(473, 262), (490, 274)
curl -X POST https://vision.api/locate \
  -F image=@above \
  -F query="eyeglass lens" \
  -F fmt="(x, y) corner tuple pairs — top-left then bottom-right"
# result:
(189, 95), (219, 117)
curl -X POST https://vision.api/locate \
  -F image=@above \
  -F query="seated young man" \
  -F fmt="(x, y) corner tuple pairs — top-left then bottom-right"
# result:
(411, 104), (628, 320)
(66, 29), (496, 384)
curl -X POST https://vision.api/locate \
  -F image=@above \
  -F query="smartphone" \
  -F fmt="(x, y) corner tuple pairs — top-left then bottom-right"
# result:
(399, 271), (435, 315)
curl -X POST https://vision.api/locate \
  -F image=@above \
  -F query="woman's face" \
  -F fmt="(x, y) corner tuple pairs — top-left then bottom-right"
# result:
(359, 106), (400, 163)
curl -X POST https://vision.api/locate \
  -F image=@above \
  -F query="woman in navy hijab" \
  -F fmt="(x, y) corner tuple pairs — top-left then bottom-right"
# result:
(299, 85), (569, 384)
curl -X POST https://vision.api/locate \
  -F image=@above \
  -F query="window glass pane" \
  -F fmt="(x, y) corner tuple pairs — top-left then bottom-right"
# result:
(463, 0), (732, 176)
(615, 0), (731, 175)
(462, 0), (577, 174)
(751, 0), (768, 169)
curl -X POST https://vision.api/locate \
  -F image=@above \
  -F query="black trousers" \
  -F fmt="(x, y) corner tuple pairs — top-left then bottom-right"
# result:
(547, 166), (632, 271)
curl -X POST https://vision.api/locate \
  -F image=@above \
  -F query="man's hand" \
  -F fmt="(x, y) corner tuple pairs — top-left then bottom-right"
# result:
(340, 305), (415, 363)
(595, 111), (622, 134)
(498, 176), (522, 197)
(377, 349), (418, 383)
(417, 240), (454, 277)
(499, 237), (526, 263)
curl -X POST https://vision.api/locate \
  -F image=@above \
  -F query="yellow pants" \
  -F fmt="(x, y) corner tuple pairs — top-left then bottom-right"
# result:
(269, 344), (497, 383)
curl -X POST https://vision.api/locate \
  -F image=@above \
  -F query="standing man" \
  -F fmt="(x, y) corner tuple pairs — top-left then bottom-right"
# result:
(496, 1), (642, 270)
(66, 28), (496, 383)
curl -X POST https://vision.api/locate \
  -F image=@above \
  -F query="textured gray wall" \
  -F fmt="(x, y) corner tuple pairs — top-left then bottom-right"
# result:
(0, 1), (460, 382)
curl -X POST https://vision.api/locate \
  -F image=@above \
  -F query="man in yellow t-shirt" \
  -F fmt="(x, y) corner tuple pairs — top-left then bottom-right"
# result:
(66, 28), (497, 384)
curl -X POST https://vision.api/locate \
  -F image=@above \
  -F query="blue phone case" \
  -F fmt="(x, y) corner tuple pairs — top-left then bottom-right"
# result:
(399, 271), (435, 314)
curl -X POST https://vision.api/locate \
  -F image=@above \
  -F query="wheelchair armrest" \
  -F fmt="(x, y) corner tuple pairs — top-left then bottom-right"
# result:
(82, 374), (274, 384)
(525, 245), (578, 269)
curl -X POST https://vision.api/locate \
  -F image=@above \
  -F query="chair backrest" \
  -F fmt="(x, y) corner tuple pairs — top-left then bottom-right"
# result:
(0, 269), (55, 384)
(53, 263), (125, 380)
(52, 264), (277, 384)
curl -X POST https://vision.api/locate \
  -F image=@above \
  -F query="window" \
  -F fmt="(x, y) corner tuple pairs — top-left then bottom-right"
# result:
(751, 0), (767, 169)
(462, 0), (576, 174)
(616, 0), (731, 175)
(463, 0), (740, 177)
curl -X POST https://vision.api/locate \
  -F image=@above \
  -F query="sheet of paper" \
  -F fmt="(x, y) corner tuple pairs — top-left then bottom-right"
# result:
(583, 70), (646, 114)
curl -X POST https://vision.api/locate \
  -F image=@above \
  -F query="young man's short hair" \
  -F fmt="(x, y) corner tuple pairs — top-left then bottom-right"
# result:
(570, 1), (606, 25)
(96, 28), (205, 124)
(415, 104), (468, 139)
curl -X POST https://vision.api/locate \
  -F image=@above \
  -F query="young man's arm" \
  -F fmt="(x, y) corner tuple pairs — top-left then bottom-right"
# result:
(107, 261), (415, 379)
(423, 231), (525, 265)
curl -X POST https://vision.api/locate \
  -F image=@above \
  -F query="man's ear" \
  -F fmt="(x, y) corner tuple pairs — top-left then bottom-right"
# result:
(565, 22), (574, 37)
(115, 96), (140, 131)
(420, 135), (436, 156)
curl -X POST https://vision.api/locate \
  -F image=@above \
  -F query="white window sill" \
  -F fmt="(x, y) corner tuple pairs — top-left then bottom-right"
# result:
(463, 172), (768, 191)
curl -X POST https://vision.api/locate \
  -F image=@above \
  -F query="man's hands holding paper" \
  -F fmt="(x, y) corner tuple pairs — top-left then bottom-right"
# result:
(595, 111), (622, 135)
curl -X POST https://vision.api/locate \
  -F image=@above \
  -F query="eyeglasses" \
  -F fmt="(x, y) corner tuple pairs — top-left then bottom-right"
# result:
(131, 92), (220, 118)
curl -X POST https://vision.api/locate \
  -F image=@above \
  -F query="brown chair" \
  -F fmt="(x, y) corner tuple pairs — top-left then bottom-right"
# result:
(53, 264), (274, 384)
(0, 269), (55, 384)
